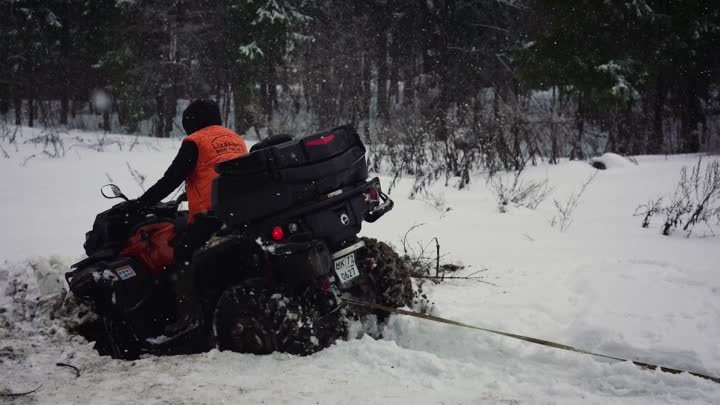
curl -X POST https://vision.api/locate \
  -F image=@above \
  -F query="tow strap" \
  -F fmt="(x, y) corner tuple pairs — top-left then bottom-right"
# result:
(342, 297), (720, 384)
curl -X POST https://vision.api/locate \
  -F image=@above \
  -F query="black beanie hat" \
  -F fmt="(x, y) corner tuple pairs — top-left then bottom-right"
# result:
(182, 98), (222, 135)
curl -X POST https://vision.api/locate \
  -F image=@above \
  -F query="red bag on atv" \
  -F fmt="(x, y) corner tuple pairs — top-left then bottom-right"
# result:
(119, 221), (176, 274)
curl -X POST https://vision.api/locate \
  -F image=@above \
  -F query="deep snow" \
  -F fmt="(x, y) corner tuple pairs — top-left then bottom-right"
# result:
(1, 127), (719, 404)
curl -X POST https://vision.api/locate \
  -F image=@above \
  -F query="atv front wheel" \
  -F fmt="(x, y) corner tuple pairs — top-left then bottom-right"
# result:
(212, 286), (320, 355)
(103, 317), (141, 360)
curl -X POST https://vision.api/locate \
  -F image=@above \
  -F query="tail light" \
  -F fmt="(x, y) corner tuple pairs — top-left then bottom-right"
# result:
(271, 226), (285, 241)
(365, 187), (380, 203)
(305, 134), (335, 147)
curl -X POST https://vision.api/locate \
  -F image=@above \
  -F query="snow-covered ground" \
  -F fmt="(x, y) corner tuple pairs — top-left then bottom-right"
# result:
(1, 127), (719, 404)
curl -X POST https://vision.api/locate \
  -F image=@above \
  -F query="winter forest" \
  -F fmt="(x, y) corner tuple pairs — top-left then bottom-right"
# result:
(3, 1), (719, 162)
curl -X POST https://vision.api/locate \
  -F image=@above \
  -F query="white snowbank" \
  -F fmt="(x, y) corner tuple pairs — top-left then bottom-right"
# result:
(1, 127), (719, 404)
(590, 152), (635, 169)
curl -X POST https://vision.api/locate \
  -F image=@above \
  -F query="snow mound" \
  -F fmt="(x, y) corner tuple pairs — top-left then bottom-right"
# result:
(0, 257), (92, 341)
(2, 257), (719, 405)
(590, 152), (635, 169)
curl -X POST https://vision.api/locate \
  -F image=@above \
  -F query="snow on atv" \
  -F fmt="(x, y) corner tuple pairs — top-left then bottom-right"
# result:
(65, 125), (413, 360)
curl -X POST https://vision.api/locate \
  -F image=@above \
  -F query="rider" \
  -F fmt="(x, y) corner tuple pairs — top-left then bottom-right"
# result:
(136, 98), (249, 333)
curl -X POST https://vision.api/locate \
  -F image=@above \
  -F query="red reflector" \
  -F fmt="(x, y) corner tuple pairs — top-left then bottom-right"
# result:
(306, 133), (335, 147)
(368, 188), (379, 201)
(321, 279), (330, 294)
(271, 226), (285, 241)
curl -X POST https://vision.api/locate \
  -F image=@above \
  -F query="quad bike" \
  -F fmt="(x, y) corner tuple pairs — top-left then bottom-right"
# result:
(65, 125), (413, 360)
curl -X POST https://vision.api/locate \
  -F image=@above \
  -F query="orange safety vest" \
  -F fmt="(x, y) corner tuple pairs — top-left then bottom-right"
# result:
(184, 125), (248, 222)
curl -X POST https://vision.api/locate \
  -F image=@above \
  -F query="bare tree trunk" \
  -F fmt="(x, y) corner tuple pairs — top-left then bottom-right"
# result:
(492, 88), (511, 170)
(28, 94), (34, 128)
(0, 93), (8, 119)
(571, 91), (585, 160)
(14, 97), (22, 125)
(269, 63), (277, 126)
(605, 112), (616, 153)
(549, 87), (558, 164)
(60, 91), (69, 126)
(626, 96), (639, 155)
(349, 53), (363, 127)
(318, 68), (335, 128)
(103, 110), (111, 132)
(404, 59), (415, 110)
(232, 78), (252, 135)
(155, 94), (164, 137)
(376, 22), (389, 124)
(71, 97), (78, 119)
(263, 56), (276, 127)
(361, 51), (371, 125)
(155, 86), (176, 138)
(224, 82), (232, 125)
(388, 0), (399, 107)
(165, 85), (177, 137)
(650, 71), (665, 154)
(59, 0), (70, 126)
(424, 0), (452, 142)
(679, 69), (702, 153)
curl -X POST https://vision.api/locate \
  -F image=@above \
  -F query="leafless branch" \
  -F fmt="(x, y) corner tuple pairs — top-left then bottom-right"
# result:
(126, 162), (147, 191)
(550, 170), (598, 231)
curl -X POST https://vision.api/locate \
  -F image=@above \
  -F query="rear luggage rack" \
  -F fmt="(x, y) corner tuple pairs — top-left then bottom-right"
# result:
(268, 177), (385, 224)
(212, 125), (370, 226)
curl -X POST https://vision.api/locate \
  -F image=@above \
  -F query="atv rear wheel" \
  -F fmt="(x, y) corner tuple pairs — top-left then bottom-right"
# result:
(360, 237), (414, 308)
(212, 286), (320, 355)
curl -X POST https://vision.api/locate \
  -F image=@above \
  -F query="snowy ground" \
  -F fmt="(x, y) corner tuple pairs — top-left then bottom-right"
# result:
(1, 127), (719, 404)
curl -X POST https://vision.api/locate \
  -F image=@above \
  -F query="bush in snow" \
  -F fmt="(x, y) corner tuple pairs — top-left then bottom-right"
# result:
(488, 160), (552, 213)
(549, 171), (598, 231)
(634, 198), (664, 228)
(637, 157), (720, 237)
(0, 121), (20, 158)
(397, 224), (491, 286)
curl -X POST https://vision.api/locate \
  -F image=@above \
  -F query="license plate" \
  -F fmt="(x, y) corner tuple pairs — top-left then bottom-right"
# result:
(334, 253), (360, 284)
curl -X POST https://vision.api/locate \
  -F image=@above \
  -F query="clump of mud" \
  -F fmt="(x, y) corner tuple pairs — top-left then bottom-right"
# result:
(360, 237), (415, 308)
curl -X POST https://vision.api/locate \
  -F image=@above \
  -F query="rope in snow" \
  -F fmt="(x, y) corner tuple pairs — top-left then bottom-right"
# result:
(342, 297), (720, 384)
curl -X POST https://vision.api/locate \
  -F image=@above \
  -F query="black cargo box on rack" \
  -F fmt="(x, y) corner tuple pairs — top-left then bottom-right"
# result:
(212, 125), (368, 226)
